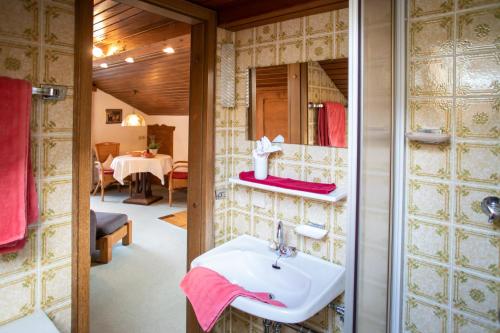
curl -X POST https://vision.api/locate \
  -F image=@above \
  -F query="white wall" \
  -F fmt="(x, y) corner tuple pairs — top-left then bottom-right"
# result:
(91, 89), (189, 161)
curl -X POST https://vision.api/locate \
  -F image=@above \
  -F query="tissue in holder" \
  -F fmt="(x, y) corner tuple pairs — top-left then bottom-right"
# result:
(253, 136), (282, 180)
(295, 224), (328, 240)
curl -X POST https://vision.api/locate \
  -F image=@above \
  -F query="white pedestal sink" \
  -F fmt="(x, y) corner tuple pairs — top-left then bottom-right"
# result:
(191, 235), (345, 324)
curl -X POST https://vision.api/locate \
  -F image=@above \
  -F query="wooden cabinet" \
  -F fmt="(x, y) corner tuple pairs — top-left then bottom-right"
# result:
(147, 124), (175, 157)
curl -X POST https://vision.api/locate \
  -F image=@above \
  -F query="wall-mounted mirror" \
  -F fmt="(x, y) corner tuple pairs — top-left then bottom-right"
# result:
(247, 58), (348, 147)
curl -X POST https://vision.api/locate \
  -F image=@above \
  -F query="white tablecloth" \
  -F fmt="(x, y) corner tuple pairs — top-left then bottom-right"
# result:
(110, 154), (173, 185)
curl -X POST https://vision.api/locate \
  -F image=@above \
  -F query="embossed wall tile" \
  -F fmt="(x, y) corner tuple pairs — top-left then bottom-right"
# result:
(252, 189), (275, 218)
(231, 312), (251, 332)
(410, 16), (454, 57)
(407, 219), (449, 263)
(304, 199), (332, 226)
(230, 209), (251, 238)
(453, 270), (499, 322)
(458, 0), (499, 9)
(0, 0), (38, 41)
(235, 74), (248, 105)
(278, 18), (303, 40)
(305, 165), (333, 183)
(0, 229), (37, 279)
(455, 228), (499, 277)
(456, 98), (499, 139)
(41, 263), (71, 310)
(278, 39), (303, 64)
(332, 203), (347, 236)
(409, 142), (451, 179)
(235, 47), (253, 74)
(408, 180), (450, 221)
(215, 156), (228, 184)
(47, 304), (71, 333)
(409, 57), (453, 96)
(334, 32), (348, 58)
(457, 8), (500, 54)
(276, 194), (301, 224)
(452, 313), (498, 333)
(305, 145), (334, 166)
(407, 258), (449, 304)
(42, 97), (73, 133)
(456, 53), (500, 96)
(230, 156), (251, 178)
(304, 308), (329, 331)
(405, 297), (448, 333)
(0, 41), (38, 82)
(306, 12), (333, 35)
(231, 104), (248, 128)
(40, 179), (72, 221)
(252, 216), (274, 242)
(306, 36), (333, 61)
(409, 98), (452, 133)
(42, 137), (72, 177)
(0, 274), (36, 326)
(255, 24), (277, 44)
(43, 49), (74, 86)
(456, 143), (499, 185)
(215, 129), (228, 156)
(255, 44), (276, 67)
(232, 128), (253, 155)
(44, 4), (74, 47)
(234, 28), (253, 47)
(304, 237), (330, 261)
(276, 161), (302, 179)
(409, 0), (454, 17)
(41, 222), (71, 265)
(335, 8), (349, 32)
(217, 27), (233, 44)
(215, 103), (228, 128)
(213, 211), (227, 240)
(331, 237), (346, 265)
(455, 185), (500, 230)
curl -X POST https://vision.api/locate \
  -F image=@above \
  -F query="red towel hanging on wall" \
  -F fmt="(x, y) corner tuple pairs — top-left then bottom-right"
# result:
(0, 76), (39, 253)
(317, 101), (347, 148)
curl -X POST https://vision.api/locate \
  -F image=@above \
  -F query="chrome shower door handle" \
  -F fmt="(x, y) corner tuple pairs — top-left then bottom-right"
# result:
(481, 196), (500, 226)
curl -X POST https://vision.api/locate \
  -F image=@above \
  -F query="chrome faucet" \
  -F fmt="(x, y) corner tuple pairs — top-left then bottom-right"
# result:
(270, 221), (297, 259)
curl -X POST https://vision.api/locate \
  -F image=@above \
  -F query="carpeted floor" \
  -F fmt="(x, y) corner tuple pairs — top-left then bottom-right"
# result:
(89, 185), (187, 333)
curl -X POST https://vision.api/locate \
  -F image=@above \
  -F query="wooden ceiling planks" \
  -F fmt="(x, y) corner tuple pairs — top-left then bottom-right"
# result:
(318, 58), (348, 100)
(187, 0), (348, 30)
(92, 1), (191, 115)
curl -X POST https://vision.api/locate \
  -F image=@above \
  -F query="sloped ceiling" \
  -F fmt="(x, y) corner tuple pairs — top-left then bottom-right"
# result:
(318, 58), (348, 100)
(92, 0), (191, 115)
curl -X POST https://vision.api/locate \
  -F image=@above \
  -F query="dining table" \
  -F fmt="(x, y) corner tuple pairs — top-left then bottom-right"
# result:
(110, 154), (173, 205)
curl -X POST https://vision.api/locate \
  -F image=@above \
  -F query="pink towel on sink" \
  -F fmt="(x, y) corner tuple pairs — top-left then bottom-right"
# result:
(180, 267), (286, 332)
(0, 77), (39, 254)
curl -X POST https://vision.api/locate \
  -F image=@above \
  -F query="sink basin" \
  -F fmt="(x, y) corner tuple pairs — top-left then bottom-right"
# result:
(191, 235), (345, 323)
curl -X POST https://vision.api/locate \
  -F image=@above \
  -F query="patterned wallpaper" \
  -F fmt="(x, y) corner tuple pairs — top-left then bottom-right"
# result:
(404, 1), (499, 333)
(212, 9), (349, 333)
(307, 61), (347, 145)
(0, 0), (74, 332)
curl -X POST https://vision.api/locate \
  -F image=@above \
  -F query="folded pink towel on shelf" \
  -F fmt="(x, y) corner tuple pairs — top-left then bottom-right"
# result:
(180, 267), (286, 332)
(0, 76), (39, 254)
(239, 171), (336, 194)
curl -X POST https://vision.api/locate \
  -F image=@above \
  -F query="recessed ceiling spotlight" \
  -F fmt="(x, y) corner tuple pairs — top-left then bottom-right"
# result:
(92, 46), (104, 57)
(100, 63), (108, 69)
(163, 47), (175, 54)
(125, 57), (134, 63)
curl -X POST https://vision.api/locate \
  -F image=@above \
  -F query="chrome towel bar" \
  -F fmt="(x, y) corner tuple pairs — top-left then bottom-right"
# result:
(32, 84), (67, 101)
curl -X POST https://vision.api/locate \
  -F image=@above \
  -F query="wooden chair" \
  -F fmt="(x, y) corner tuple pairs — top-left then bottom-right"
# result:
(92, 142), (130, 201)
(167, 161), (188, 206)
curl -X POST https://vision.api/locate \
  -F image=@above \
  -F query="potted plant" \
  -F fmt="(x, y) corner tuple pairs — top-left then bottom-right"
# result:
(148, 139), (160, 156)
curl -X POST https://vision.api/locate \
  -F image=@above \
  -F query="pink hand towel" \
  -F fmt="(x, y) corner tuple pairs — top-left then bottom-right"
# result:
(180, 267), (286, 332)
(239, 171), (336, 194)
(0, 76), (39, 253)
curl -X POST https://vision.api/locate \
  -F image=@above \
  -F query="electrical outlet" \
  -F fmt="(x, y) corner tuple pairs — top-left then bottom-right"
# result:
(215, 189), (227, 200)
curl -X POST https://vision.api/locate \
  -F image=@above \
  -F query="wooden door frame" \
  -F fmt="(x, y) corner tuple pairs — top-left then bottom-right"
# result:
(72, 1), (216, 332)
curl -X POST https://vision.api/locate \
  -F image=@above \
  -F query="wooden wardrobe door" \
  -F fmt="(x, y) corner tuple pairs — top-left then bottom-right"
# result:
(147, 124), (175, 157)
